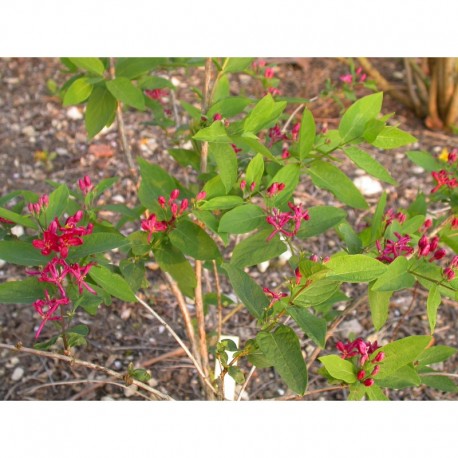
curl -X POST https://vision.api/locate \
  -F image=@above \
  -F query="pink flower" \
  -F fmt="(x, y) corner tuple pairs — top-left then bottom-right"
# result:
(291, 122), (300, 141)
(264, 67), (274, 79)
(294, 267), (302, 285)
(67, 262), (97, 295)
(213, 113), (223, 121)
(363, 378), (374, 387)
(231, 144), (242, 154)
(78, 176), (93, 195)
(268, 125), (287, 146)
(266, 182), (286, 197)
(32, 291), (70, 339)
(240, 180), (247, 190)
(32, 220), (60, 256)
(281, 148), (290, 159)
(266, 208), (294, 241)
(376, 232), (414, 263)
(141, 214), (168, 243)
(263, 287), (288, 308)
(145, 88), (168, 102)
(287, 202), (310, 233)
(431, 170), (458, 193)
(339, 74), (353, 84)
(357, 370), (366, 381)
(267, 87), (281, 96)
(196, 191), (206, 201)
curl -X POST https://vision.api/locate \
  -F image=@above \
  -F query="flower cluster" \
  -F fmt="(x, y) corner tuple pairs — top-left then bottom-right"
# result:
(28, 187), (96, 339)
(383, 208), (406, 227)
(266, 202), (310, 241)
(145, 88), (171, 116)
(266, 182), (285, 198)
(28, 194), (49, 215)
(32, 210), (93, 258)
(376, 232), (414, 264)
(141, 189), (188, 243)
(263, 287), (288, 308)
(268, 125), (287, 147)
(417, 234), (445, 260)
(339, 67), (367, 84)
(443, 256), (458, 281)
(431, 170), (458, 193)
(336, 338), (384, 387)
(78, 175), (93, 195)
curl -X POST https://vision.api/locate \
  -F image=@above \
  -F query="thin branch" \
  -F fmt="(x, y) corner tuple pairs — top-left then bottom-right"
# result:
(135, 294), (217, 396)
(109, 57), (137, 176)
(222, 303), (245, 325)
(140, 347), (186, 367)
(213, 259), (223, 340)
(26, 378), (153, 401)
(0, 342), (172, 400)
(200, 57), (213, 173)
(281, 103), (304, 133)
(404, 58), (422, 116)
(236, 366), (256, 401)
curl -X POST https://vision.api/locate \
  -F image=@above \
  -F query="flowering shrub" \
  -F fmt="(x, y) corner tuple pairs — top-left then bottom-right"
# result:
(0, 57), (457, 400)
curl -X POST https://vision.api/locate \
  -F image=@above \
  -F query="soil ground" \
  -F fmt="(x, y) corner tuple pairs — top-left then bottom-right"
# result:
(0, 58), (457, 401)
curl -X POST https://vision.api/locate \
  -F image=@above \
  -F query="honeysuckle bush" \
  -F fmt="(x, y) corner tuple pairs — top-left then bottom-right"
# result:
(0, 57), (457, 400)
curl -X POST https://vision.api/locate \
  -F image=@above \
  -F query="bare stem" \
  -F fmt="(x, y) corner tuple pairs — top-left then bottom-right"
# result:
(0, 342), (172, 400)
(135, 294), (217, 396)
(109, 57), (137, 175)
(213, 259), (223, 340)
(236, 366), (256, 401)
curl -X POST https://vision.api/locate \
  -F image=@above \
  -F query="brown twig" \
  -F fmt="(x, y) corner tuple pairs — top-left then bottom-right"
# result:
(135, 294), (216, 397)
(0, 342), (172, 400)
(200, 57), (213, 173)
(109, 57), (137, 176)
(140, 347), (186, 367)
(236, 365), (256, 401)
(27, 379), (153, 401)
(404, 58), (423, 117)
(222, 303), (245, 325)
(213, 259), (223, 340)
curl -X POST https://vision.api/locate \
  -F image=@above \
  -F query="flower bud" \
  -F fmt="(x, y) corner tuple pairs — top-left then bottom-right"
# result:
(363, 378), (374, 387)
(264, 67), (274, 78)
(371, 365), (380, 376)
(240, 180), (247, 190)
(423, 218), (433, 230)
(213, 113), (222, 121)
(450, 255), (458, 268)
(171, 203), (178, 217)
(170, 189), (180, 201)
(432, 248), (446, 260)
(310, 254), (319, 262)
(336, 342), (346, 353)
(429, 236), (439, 252)
(373, 352), (385, 363)
(294, 267), (302, 285)
(196, 191), (206, 201)
(357, 370), (366, 381)
(158, 196), (166, 207)
(180, 199), (189, 213)
(444, 267), (456, 281)
(250, 182), (256, 192)
(418, 235), (428, 250)
(282, 148), (290, 159)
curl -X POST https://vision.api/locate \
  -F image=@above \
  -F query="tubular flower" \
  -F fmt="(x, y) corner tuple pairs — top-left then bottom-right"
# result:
(431, 170), (458, 193)
(141, 214), (168, 243)
(376, 232), (414, 264)
(263, 287), (288, 308)
(32, 291), (70, 339)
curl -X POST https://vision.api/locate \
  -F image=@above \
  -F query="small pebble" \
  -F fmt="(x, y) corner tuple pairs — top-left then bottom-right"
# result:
(353, 175), (383, 196)
(113, 360), (122, 370)
(0, 260), (6, 268)
(66, 106), (83, 120)
(11, 225), (24, 238)
(11, 367), (24, 382)
(22, 126), (36, 137)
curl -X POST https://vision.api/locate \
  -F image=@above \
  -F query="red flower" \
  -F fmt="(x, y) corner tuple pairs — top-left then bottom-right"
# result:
(263, 287), (288, 308)
(32, 291), (69, 339)
(141, 214), (168, 243)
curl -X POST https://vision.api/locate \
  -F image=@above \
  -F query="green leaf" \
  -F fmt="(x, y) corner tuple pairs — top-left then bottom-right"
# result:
(308, 161), (368, 209)
(371, 126), (417, 149)
(318, 355), (356, 383)
(0, 207), (36, 229)
(0, 277), (47, 304)
(222, 58), (254, 73)
(267, 164), (300, 208)
(287, 306), (327, 348)
(222, 263), (268, 318)
(207, 96), (252, 119)
(230, 229), (287, 268)
(362, 118), (386, 143)
(292, 279), (340, 307)
(140, 75), (175, 90)
(377, 364), (421, 389)
(0, 241), (52, 266)
(106, 77), (145, 111)
(245, 153), (264, 190)
(153, 241), (196, 298)
(119, 259), (146, 293)
(69, 58), (105, 76)
(73, 290), (102, 315)
(338, 92), (383, 142)
(299, 108), (316, 160)
(130, 368), (152, 383)
(243, 94), (287, 134)
(420, 374), (458, 393)
(67, 232), (130, 261)
(209, 143), (238, 193)
(115, 58), (166, 79)
(365, 385), (389, 400)
(169, 220), (220, 261)
(200, 196), (244, 211)
(89, 265), (136, 302)
(325, 254), (387, 282)
(41, 184), (70, 225)
(376, 335), (433, 378)
(426, 284), (441, 334)
(228, 366), (245, 384)
(256, 325), (308, 395)
(34, 336), (58, 350)
(368, 285), (391, 331)
(406, 150), (442, 172)
(371, 256), (416, 292)
(193, 121), (231, 143)
(344, 146), (396, 185)
(348, 383), (366, 400)
(336, 221), (363, 254)
(417, 345), (457, 367)
(218, 204), (266, 234)
(233, 134), (277, 161)
(370, 192), (387, 243)
(296, 206), (346, 238)
(137, 158), (177, 210)
(212, 74), (230, 102)
(85, 85), (117, 139)
(168, 148), (201, 171)
(63, 77), (93, 106)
